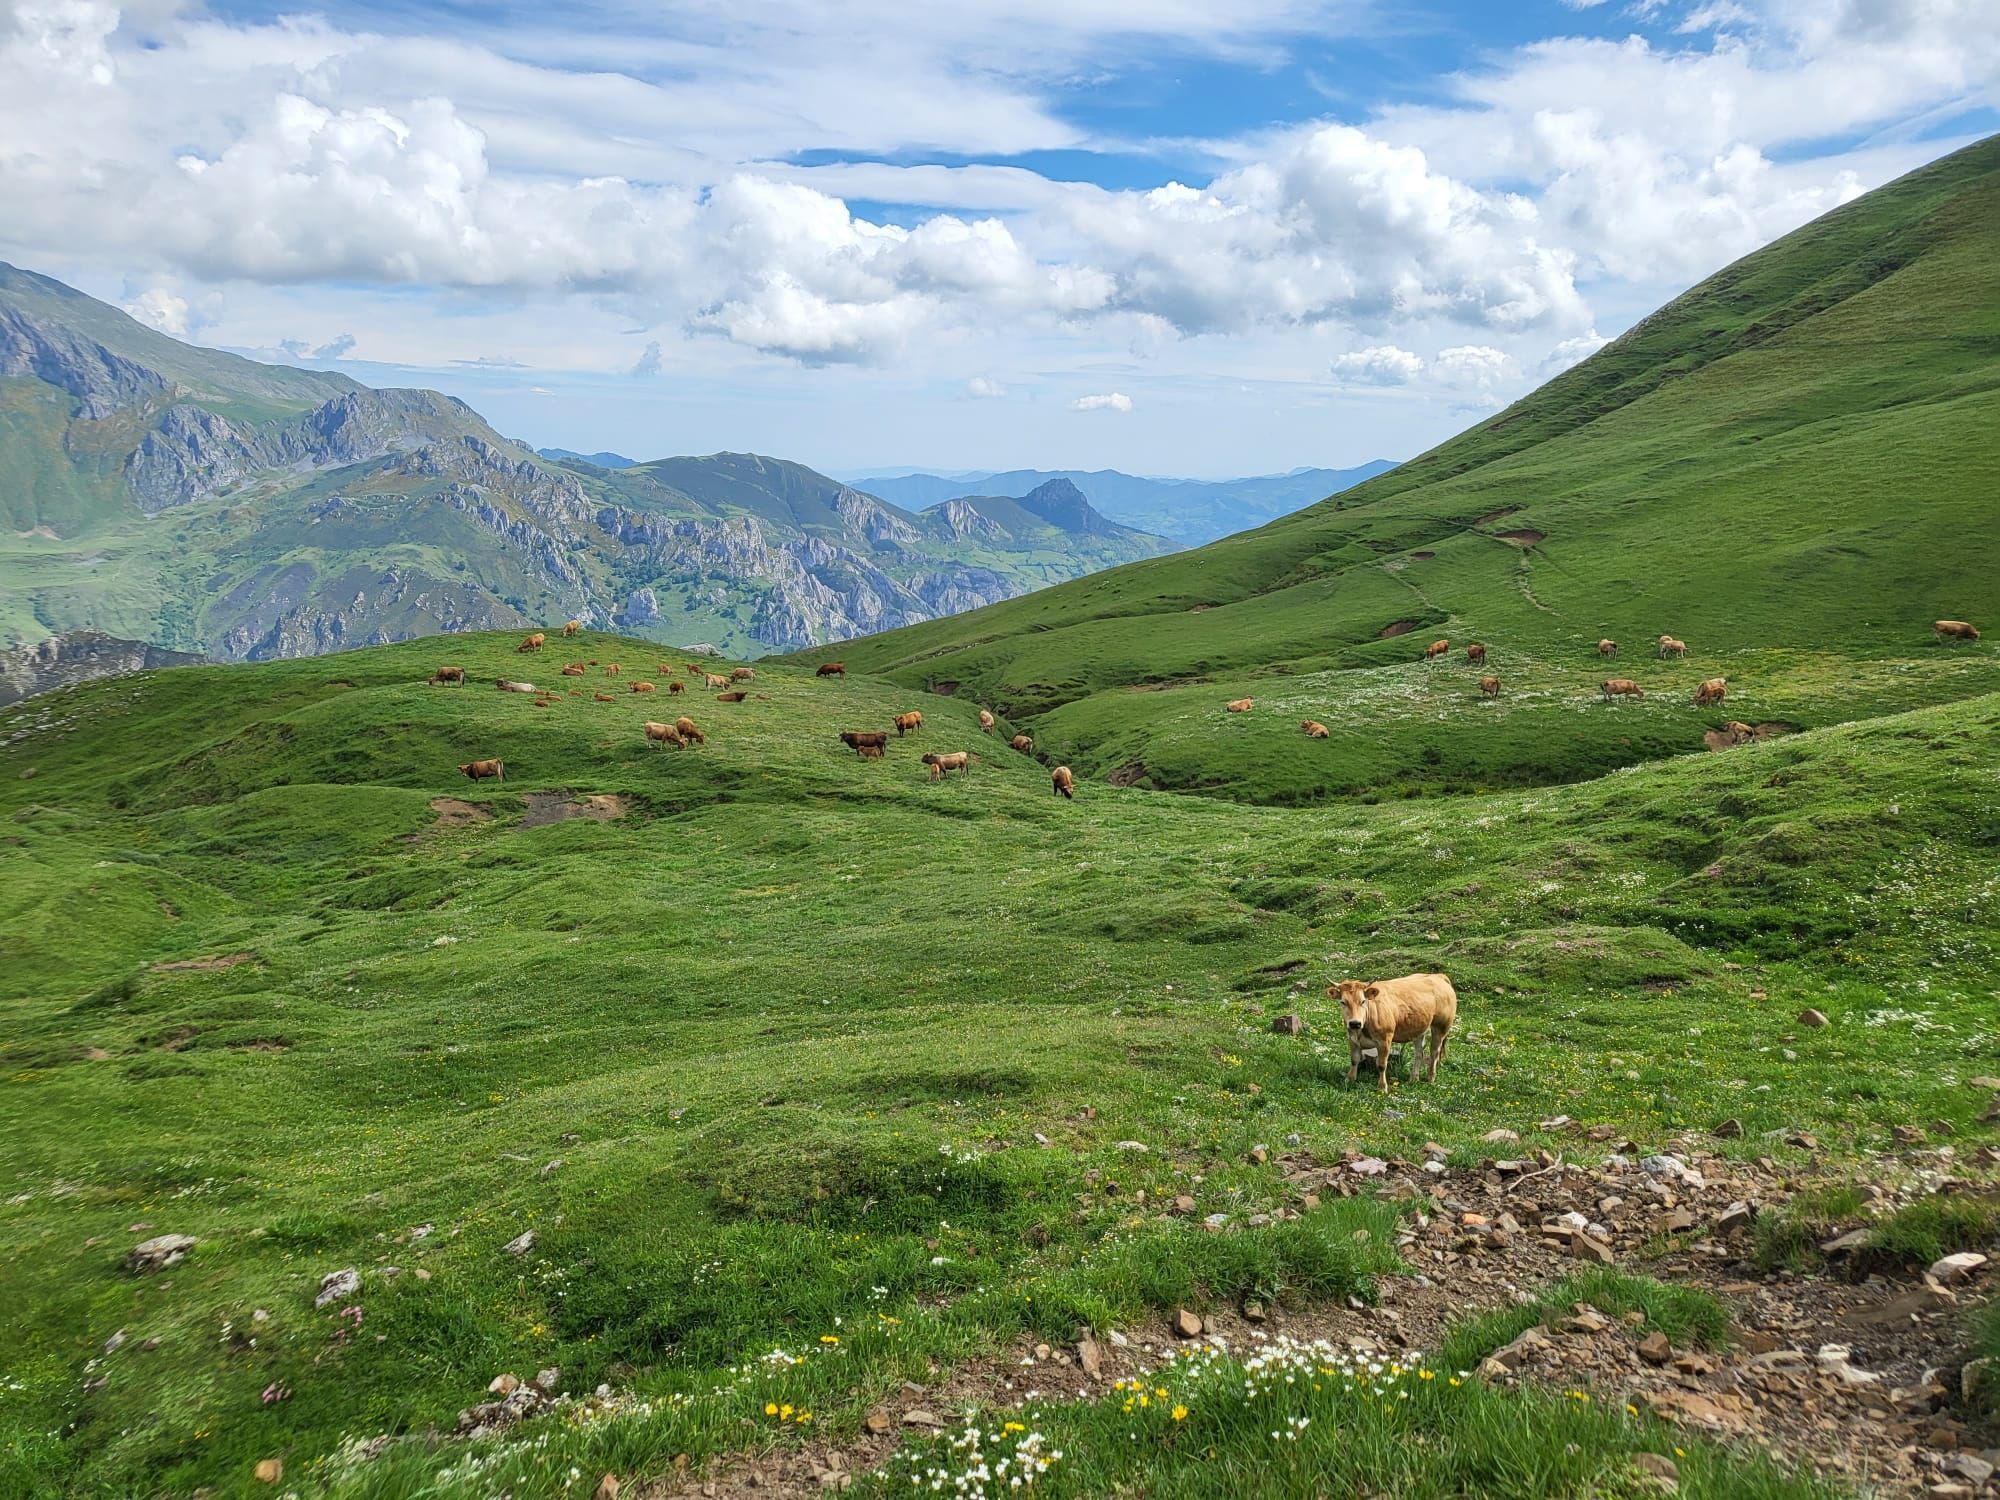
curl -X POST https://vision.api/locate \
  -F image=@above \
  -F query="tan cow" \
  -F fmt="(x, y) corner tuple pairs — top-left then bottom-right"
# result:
(1601, 678), (1644, 700)
(1479, 675), (1501, 697)
(1658, 636), (1687, 658)
(633, 681), (657, 694)
(1935, 619), (1982, 642)
(979, 709), (996, 733)
(706, 674), (729, 690)
(1465, 642), (1487, 664)
(1302, 720), (1329, 738)
(518, 633), (546, 652)
(1692, 677), (1727, 706)
(1010, 734), (1034, 754)
(459, 758), (505, 782)
(1225, 698), (1254, 713)
(857, 743), (885, 759)
(605, 663), (622, 676)
(676, 716), (706, 746)
(923, 750), (971, 780)
(643, 720), (685, 749)
(562, 620), (582, 637)
(595, 692), (616, 702)
(1328, 974), (1457, 1092)
(731, 667), (755, 682)
(1598, 639), (1618, 659)
(497, 680), (536, 694)
(429, 666), (466, 686)
(1424, 638), (1449, 661)
(894, 711), (924, 737)
(561, 664), (587, 676)
(1051, 765), (1075, 799)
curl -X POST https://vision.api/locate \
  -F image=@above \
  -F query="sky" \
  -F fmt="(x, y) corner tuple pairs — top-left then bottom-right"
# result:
(1, 1), (1995, 478)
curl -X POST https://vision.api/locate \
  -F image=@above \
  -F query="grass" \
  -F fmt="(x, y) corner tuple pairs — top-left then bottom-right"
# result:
(1750, 1186), (2000, 1275)
(1436, 1271), (1731, 1374)
(2, 629), (1998, 1495)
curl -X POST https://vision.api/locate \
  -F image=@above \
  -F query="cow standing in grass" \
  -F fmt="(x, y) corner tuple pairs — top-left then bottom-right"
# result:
(430, 666), (465, 686)
(1479, 676), (1501, 698)
(1601, 678), (1644, 701)
(1935, 620), (1981, 642)
(1329, 974), (1457, 1091)
(1598, 639), (1617, 659)
(1051, 766), (1075, 799)
(1424, 639), (1449, 661)
(1692, 677), (1727, 706)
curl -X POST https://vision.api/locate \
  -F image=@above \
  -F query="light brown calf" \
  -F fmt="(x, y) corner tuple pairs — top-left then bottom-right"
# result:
(1225, 698), (1254, 713)
(633, 681), (656, 694)
(561, 664), (587, 676)
(605, 663), (622, 675)
(1010, 733), (1034, 753)
(979, 709), (995, 733)
(595, 692), (616, 702)
(562, 620), (582, 637)
(1658, 636), (1687, 658)
(1328, 973), (1457, 1092)
(706, 674), (729, 689)
(1692, 676), (1727, 706)
(1598, 639), (1617, 659)
(1601, 678), (1644, 701)
(1302, 720), (1329, 738)
(459, 758), (505, 782)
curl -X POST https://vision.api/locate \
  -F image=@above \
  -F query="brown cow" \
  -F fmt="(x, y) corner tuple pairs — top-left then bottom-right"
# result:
(1598, 638), (1618, 659)
(686, 663), (705, 677)
(1424, 638), (1449, 661)
(1692, 676), (1727, 706)
(518, 633), (546, 652)
(562, 620), (582, 637)
(497, 679), (536, 694)
(1010, 734), (1034, 754)
(668, 679), (685, 695)
(1601, 678), (1644, 700)
(1479, 675), (1501, 697)
(633, 681), (656, 694)
(605, 663), (622, 675)
(1051, 765), (1074, 799)
(459, 758), (504, 782)
(1658, 636), (1687, 658)
(894, 711), (924, 737)
(858, 743), (885, 759)
(1225, 698), (1254, 713)
(816, 663), (847, 678)
(706, 674), (729, 690)
(923, 750), (971, 780)
(731, 667), (755, 681)
(1465, 642), (1487, 664)
(1329, 974), (1457, 1092)
(561, 664), (587, 676)
(429, 666), (465, 686)
(715, 690), (748, 702)
(1935, 619), (1981, 642)
(594, 692), (616, 702)
(979, 709), (995, 733)
(643, 720), (684, 749)
(1302, 720), (1329, 738)
(676, 717), (706, 746)
(840, 730), (889, 753)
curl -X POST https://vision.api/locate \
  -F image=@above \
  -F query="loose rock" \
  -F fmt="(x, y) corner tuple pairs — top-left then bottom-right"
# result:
(125, 1235), (196, 1274)
(315, 1268), (361, 1307)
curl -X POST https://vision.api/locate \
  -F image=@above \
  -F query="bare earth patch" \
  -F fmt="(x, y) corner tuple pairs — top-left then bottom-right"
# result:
(1377, 619), (1420, 639)
(1494, 528), (1547, 546)
(1106, 761), (1149, 788)
(520, 791), (634, 829)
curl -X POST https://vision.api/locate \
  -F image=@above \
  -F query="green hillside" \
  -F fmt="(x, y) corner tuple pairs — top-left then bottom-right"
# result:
(2, 633), (1997, 1497)
(791, 138), (2000, 800)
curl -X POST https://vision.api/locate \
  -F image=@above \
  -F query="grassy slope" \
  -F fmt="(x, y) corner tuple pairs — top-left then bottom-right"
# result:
(2, 632), (1997, 1496)
(788, 138), (2000, 799)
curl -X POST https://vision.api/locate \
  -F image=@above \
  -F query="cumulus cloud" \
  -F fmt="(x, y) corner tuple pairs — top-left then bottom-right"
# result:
(1330, 344), (1425, 386)
(631, 340), (664, 376)
(124, 287), (193, 337)
(965, 375), (1006, 398)
(1071, 391), (1132, 412)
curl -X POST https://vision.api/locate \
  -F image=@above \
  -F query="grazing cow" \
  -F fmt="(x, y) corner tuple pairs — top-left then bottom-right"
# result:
(894, 711), (924, 737)
(1598, 639), (1618, 659)
(1225, 698), (1254, 713)
(459, 758), (505, 782)
(1935, 619), (1981, 642)
(668, 680), (685, 695)
(1601, 678), (1644, 701)
(1424, 639), (1449, 661)
(816, 663), (847, 678)
(731, 667), (755, 681)
(1705, 720), (1757, 751)
(858, 743), (885, 759)
(1051, 765), (1074, 799)
(1465, 642), (1487, 665)
(429, 666), (465, 686)
(686, 663), (705, 677)
(1302, 720), (1329, 739)
(715, 690), (748, 702)
(1328, 974), (1457, 1092)
(1692, 677), (1727, 706)
(643, 720), (684, 749)
(633, 681), (656, 694)
(706, 674), (729, 690)
(676, 717), (706, 745)
(518, 633), (546, 652)
(923, 751), (971, 781)
(497, 679), (536, 694)
(594, 692), (615, 702)
(1479, 675), (1501, 698)
(605, 663), (622, 675)
(840, 730), (890, 754)
(1658, 636), (1687, 658)
(562, 620), (582, 637)
(561, 664), (586, 676)
(979, 709), (996, 733)
(1010, 734), (1034, 753)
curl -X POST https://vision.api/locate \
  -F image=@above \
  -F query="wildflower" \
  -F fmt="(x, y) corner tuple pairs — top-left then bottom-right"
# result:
(820, 1335), (840, 1345)
(765, 1402), (778, 1416)
(1172, 1405), (1188, 1422)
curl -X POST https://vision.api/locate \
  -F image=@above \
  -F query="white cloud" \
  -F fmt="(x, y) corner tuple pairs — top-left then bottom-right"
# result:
(1330, 344), (1425, 385)
(1071, 391), (1132, 412)
(123, 286), (192, 337)
(631, 340), (664, 376)
(965, 375), (1007, 398)
(1538, 328), (1607, 375)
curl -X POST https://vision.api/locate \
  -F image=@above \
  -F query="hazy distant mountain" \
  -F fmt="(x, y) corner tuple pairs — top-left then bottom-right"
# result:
(539, 447), (640, 469)
(0, 263), (1175, 662)
(850, 463), (1398, 545)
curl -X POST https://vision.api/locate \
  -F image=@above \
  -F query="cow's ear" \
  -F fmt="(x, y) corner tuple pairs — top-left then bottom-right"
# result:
(1325, 985), (1338, 999)
(1363, 985), (1380, 1001)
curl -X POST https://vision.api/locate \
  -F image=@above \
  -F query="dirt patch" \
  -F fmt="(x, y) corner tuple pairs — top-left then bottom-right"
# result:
(1410, 550), (1435, 560)
(324, 680), (357, 690)
(1377, 619), (1419, 639)
(1126, 678), (1207, 693)
(927, 680), (960, 697)
(519, 791), (634, 829)
(428, 797), (492, 828)
(150, 952), (255, 972)
(1472, 505), (1521, 525)
(1494, 528), (1546, 547)
(1106, 761), (1149, 788)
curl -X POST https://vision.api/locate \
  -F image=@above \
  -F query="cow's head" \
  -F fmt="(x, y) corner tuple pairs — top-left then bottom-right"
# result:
(1327, 979), (1379, 1033)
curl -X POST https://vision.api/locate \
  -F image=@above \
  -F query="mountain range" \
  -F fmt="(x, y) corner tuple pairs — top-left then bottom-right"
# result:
(0, 265), (1171, 665)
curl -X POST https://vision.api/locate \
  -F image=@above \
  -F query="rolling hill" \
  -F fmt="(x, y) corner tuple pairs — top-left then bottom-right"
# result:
(793, 136), (2000, 800)
(0, 269), (1170, 665)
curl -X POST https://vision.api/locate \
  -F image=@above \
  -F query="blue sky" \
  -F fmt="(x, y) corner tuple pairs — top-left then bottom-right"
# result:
(2, 0), (1994, 477)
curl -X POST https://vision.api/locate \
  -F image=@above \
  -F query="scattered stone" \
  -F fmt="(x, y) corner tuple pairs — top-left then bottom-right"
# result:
(1171, 1194), (1196, 1214)
(103, 1330), (127, 1354)
(1481, 1129), (1519, 1145)
(1712, 1119), (1744, 1139)
(489, 1374), (520, 1395)
(1816, 1344), (1880, 1386)
(865, 1411), (893, 1435)
(1632, 1451), (1679, 1489)
(1572, 1233), (1614, 1264)
(1172, 1308), (1204, 1339)
(254, 1458), (283, 1484)
(1563, 1308), (1609, 1335)
(1967, 1076), (2000, 1091)
(1785, 1131), (1819, 1151)
(1351, 1157), (1388, 1176)
(1270, 1015), (1304, 1034)
(1113, 1141), (1149, 1153)
(502, 1231), (536, 1257)
(1077, 1336), (1103, 1380)
(1797, 1009), (1829, 1028)
(1948, 1455), (1994, 1485)
(1247, 1145), (1270, 1165)
(1242, 1298), (1267, 1324)
(902, 1410), (944, 1428)
(315, 1269), (361, 1307)
(1891, 1124), (1927, 1146)
(1638, 1331), (1673, 1366)
(1961, 1357), (1993, 1405)
(1820, 1228), (1871, 1255)
(540, 1159), (564, 1177)
(593, 1475), (621, 1500)
(1714, 1201), (1756, 1236)
(1927, 1252), (1988, 1284)
(534, 1367), (561, 1393)
(124, 1234), (195, 1274)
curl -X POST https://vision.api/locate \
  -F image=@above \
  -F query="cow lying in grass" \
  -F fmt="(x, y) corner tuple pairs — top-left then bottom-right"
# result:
(1225, 698), (1253, 713)
(1302, 720), (1329, 738)
(497, 680), (536, 694)
(1328, 974), (1457, 1091)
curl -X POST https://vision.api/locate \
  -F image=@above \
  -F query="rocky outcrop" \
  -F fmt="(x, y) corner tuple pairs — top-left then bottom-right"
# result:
(0, 307), (170, 419)
(0, 631), (205, 707)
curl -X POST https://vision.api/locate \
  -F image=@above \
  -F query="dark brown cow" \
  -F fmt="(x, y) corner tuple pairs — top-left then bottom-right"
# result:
(459, 758), (504, 781)
(840, 730), (889, 753)
(668, 679), (685, 695)
(816, 663), (847, 678)
(715, 690), (748, 702)
(1465, 642), (1487, 665)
